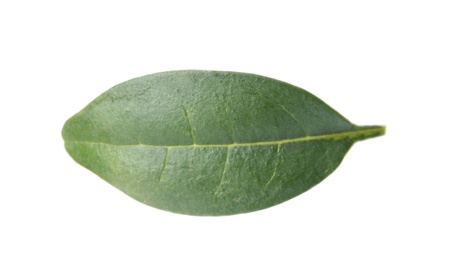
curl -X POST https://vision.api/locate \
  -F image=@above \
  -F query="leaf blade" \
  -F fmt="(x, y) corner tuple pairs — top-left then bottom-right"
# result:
(63, 70), (384, 215)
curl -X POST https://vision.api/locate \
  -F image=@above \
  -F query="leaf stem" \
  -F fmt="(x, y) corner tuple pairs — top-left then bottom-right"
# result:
(351, 125), (386, 142)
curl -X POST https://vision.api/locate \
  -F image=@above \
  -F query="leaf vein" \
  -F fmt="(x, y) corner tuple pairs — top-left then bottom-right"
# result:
(182, 105), (196, 144)
(66, 127), (385, 149)
(280, 105), (308, 136)
(157, 148), (168, 183)
(215, 147), (230, 196)
(265, 144), (281, 188)
(251, 84), (308, 136)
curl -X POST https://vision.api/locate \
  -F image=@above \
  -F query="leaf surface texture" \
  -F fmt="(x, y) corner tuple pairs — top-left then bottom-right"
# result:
(63, 71), (384, 215)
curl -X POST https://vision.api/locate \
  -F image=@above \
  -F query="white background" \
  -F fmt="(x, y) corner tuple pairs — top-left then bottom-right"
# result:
(1, 1), (452, 259)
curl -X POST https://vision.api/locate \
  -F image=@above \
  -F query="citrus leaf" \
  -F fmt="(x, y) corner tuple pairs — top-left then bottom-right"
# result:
(62, 71), (384, 216)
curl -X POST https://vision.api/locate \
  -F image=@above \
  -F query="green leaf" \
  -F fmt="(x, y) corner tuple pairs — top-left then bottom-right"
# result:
(62, 70), (384, 216)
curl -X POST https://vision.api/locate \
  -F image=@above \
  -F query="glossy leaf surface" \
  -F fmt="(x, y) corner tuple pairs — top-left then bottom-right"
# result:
(63, 71), (384, 216)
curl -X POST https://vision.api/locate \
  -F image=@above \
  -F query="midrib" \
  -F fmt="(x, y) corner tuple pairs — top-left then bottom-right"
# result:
(66, 126), (385, 149)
